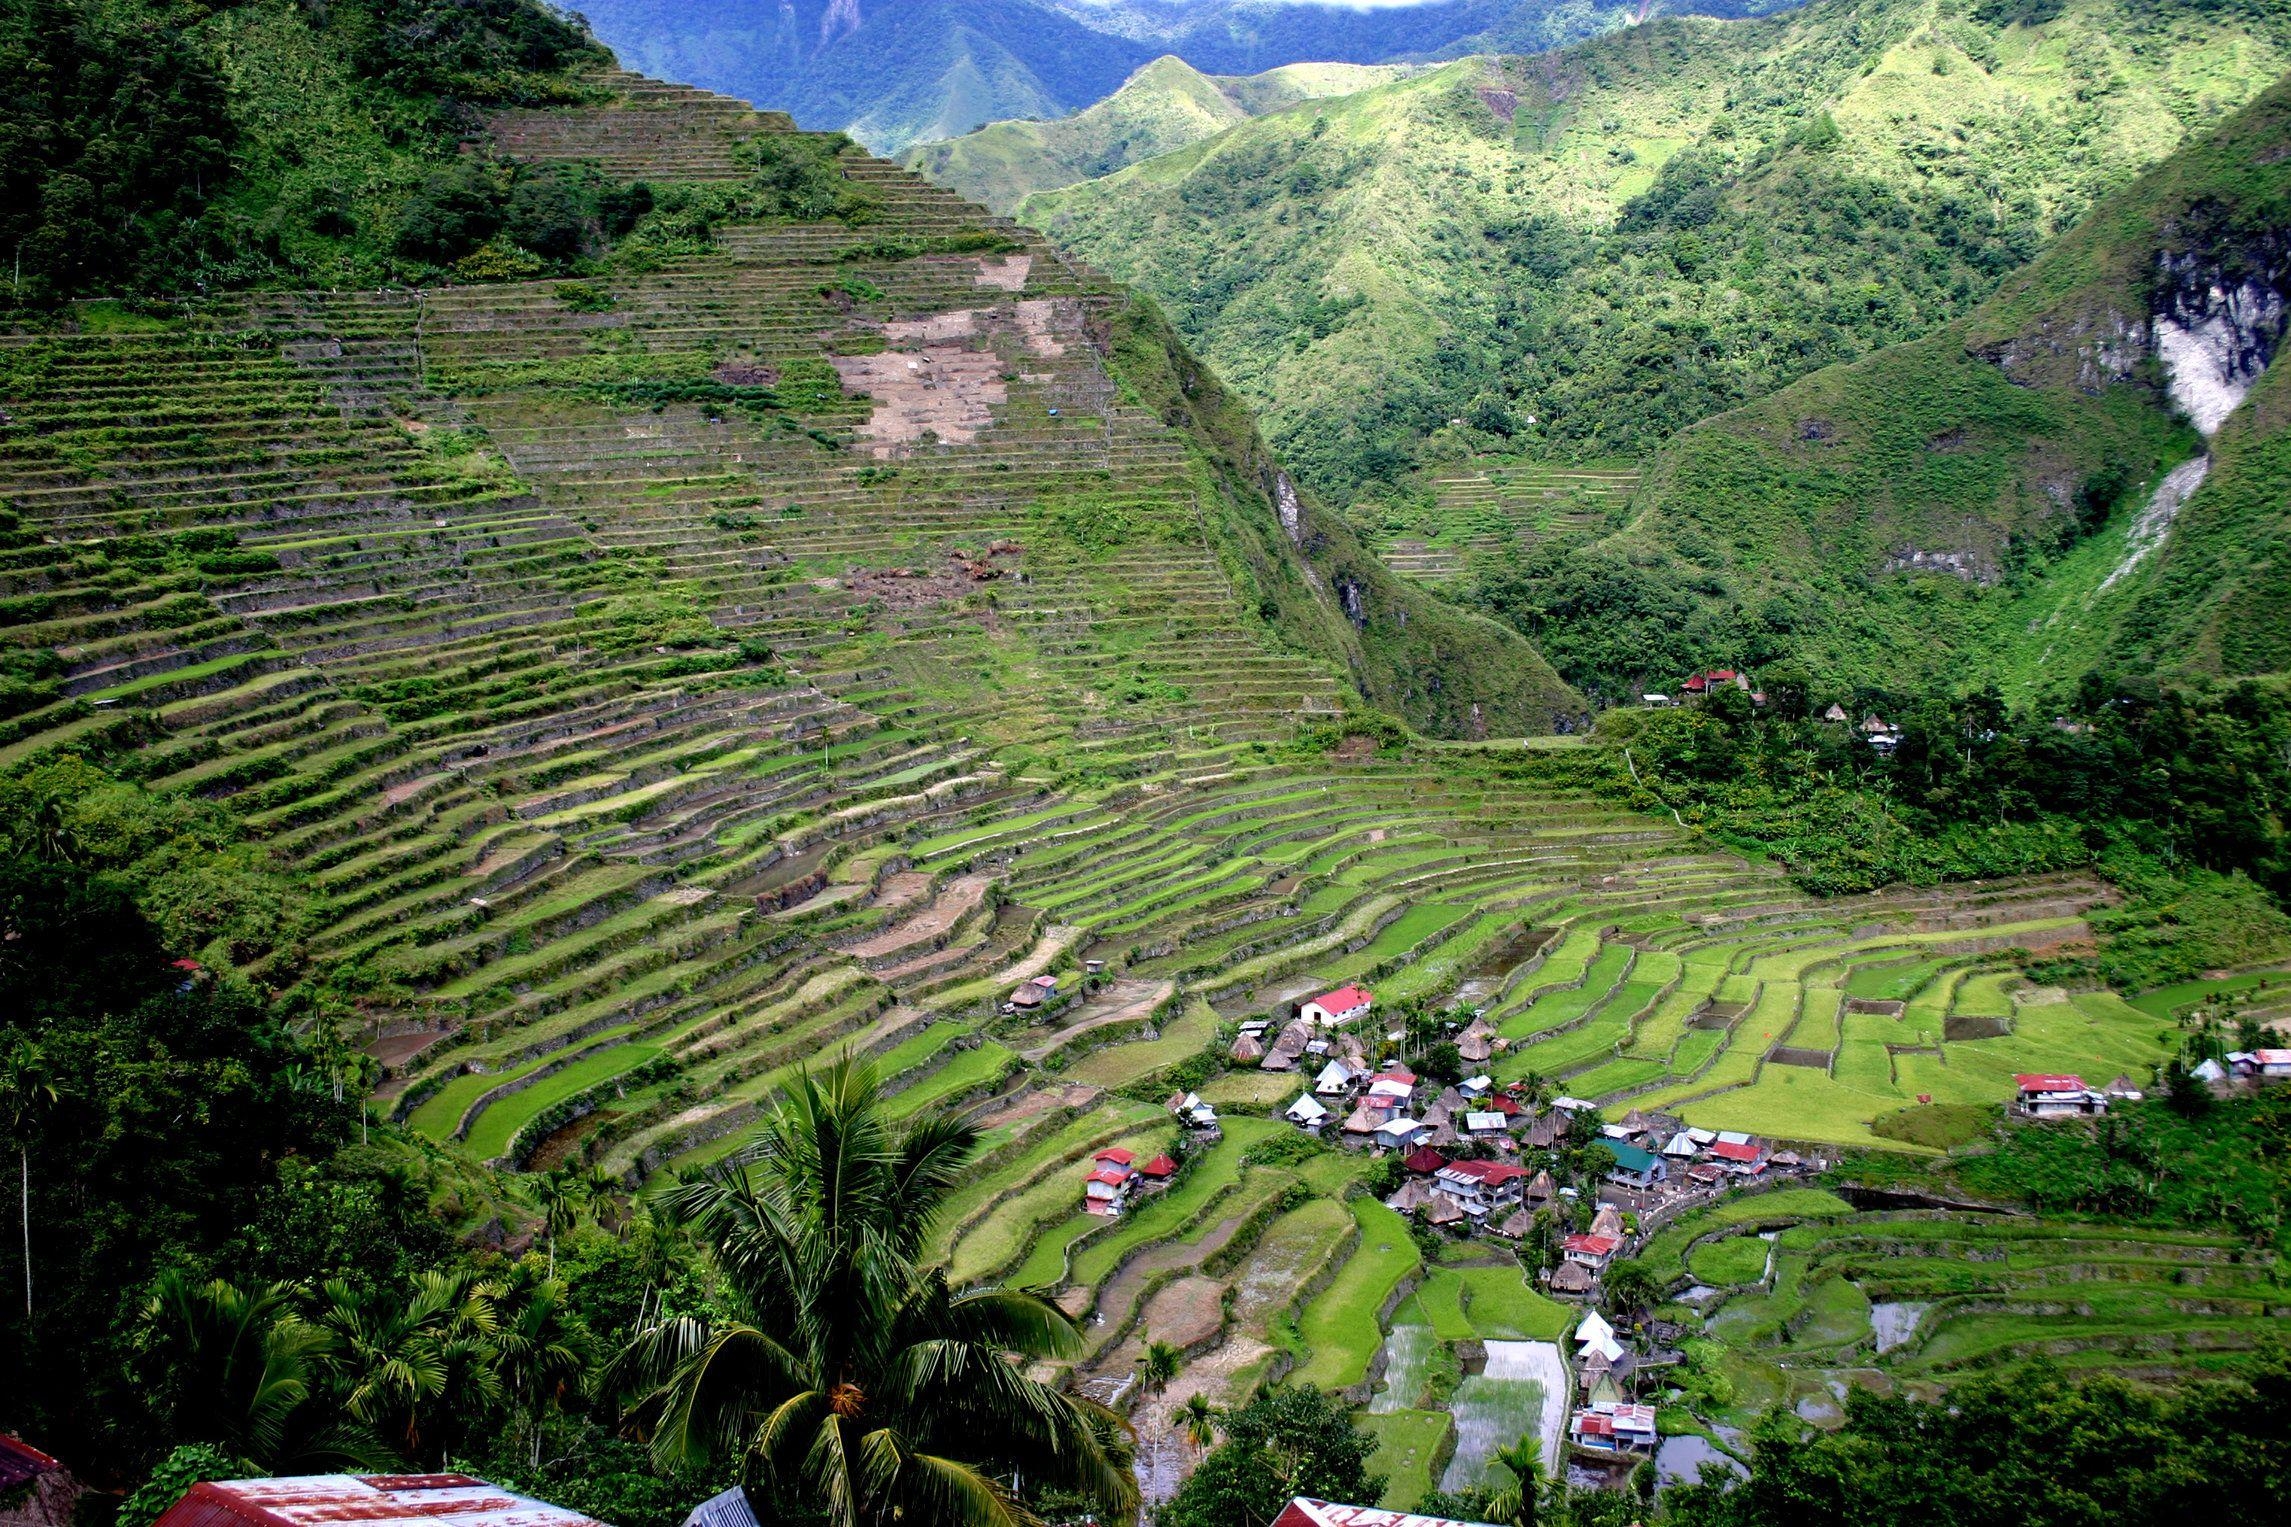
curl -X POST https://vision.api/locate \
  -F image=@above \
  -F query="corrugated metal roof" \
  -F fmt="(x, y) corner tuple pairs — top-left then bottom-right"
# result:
(153, 1476), (603, 1527)
(0, 1436), (62, 1492)
(681, 1487), (756, 1527)
(1272, 1497), (1496, 1527)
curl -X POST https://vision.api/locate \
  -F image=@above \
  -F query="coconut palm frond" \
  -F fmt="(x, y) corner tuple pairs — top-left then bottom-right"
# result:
(648, 1322), (805, 1470)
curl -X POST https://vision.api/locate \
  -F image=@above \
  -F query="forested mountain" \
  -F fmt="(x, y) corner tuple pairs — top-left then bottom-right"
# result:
(574, 0), (1798, 150)
(1018, 0), (2291, 499)
(901, 55), (1418, 213)
(1480, 69), (2291, 697)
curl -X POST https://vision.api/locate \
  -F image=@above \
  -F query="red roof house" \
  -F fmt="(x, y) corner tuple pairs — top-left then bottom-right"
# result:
(1094, 1147), (1136, 1167)
(1139, 1154), (1179, 1179)
(1300, 986), (1375, 1026)
(1708, 1139), (1765, 1166)
(1562, 1232), (1622, 1268)
(1401, 1145), (1449, 1175)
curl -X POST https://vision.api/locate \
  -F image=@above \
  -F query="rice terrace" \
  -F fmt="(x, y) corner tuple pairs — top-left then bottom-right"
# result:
(5, 5), (2291, 1527)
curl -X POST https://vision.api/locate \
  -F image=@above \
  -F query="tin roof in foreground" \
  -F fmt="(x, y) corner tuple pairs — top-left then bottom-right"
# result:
(153, 1476), (603, 1527)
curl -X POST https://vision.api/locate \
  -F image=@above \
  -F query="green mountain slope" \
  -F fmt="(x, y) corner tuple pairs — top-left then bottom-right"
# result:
(1019, 0), (2291, 500)
(1476, 72), (2291, 698)
(901, 55), (1417, 215)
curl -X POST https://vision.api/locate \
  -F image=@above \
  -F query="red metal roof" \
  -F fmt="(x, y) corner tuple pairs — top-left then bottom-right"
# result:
(1563, 1232), (1621, 1255)
(1441, 1159), (1527, 1184)
(1139, 1154), (1178, 1177)
(152, 1477), (601, 1527)
(1094, 1146), (1135, 1165)
(1708, 1140), (1763, 1162)
(1308, 986), (1373, 1012)
(2014, 1073), (2087, 1093)
(0, 1436), (61, 1492)
(1402, 1146), (1448, 1174)
(1085, 1167), (1130, 1186)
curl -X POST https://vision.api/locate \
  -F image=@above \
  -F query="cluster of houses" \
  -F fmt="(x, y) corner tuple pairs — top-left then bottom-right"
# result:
(1567, 1311), (1662, 1453)
(2190, 1049), (2291, 1087)
(1077, 1090), (1227, 1218)
(1079, 1144), (1178, 1218)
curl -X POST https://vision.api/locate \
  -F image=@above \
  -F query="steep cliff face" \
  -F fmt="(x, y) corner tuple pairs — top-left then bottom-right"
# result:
(1105, 294), (1583, 735)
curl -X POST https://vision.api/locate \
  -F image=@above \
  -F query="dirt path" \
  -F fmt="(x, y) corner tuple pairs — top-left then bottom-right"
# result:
(842, 873), (994, 958)
(1019, 978), (1173, 1063)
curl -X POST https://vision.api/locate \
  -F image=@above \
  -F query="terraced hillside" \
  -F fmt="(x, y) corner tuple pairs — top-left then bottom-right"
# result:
(1644, 1190), (2291, 1424)
(1371, 461), (1639, 586)
(0, 64), (2242, 1509)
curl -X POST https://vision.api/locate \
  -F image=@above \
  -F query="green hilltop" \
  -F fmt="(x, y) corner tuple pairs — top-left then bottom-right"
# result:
(900, 55), (1420, 216)
(1016, 0), (2291, 500)
(1488, 70), (2291, 698)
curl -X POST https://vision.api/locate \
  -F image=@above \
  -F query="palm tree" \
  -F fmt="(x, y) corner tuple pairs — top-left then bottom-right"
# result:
(1138, 1340), (1181, 1397)
(617, 1053), (1135, 1527)
(493, 1267), (590, 1469)
(148, 1271), (390, 1472)
(1484, 1436), (1546, 1527)
(533, 1168), (586, 1278)
(1176, 1393), (1218, 1455)
(318, 1268), (505, 1467)
(0, 1036), (57, 1322)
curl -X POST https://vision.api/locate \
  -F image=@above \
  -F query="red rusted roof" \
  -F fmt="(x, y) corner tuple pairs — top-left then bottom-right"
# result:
(1708, 1140), (1763, 1163)
(1563, 1232), (1621, 1256)
(0, 1436), (61, 1491)
(152, 1477), (601, 1527)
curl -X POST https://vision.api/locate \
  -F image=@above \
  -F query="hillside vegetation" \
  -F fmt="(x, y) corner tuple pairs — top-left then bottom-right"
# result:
(1019, 0), (2291, 499)
(1484, 69), (2291, 697)
(901, 56), (1419, 215)
(575, 0), (1791, 152)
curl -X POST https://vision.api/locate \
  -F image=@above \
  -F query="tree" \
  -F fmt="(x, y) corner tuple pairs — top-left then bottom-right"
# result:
(1160, 1386), (1382, 1527)
(145, 1271), (387, 1473)
(616, 1053), (1135, 1527)
(1484, 1436), (1546, 1527)
(493, 1267), (591, 1470)
(534, 1168), (586, 1277)
(1178, 1394), (1219, 1455)
(1601, 1259), (1661, 1329)
(0, 1034), (56, 1321)
(318, 1268), (507, 1468)
(1140, 1340), (1181, 1395)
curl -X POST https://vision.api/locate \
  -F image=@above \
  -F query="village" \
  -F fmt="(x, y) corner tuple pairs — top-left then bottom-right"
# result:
(1054, 972), (2291, 1477)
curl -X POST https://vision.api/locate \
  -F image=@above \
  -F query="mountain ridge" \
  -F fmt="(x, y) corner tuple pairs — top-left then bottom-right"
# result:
(901, 54), (1420, 213)
(576, 0), (1798, 150)
(1015, 0), (2291, 499)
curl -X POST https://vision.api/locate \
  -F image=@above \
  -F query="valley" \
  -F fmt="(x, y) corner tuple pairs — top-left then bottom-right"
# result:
(3, 5), (2290, 1527)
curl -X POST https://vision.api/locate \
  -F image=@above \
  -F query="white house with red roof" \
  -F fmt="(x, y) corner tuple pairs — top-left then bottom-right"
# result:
(1300, 986), (1374, 1027)
(1707, 1137), (1768, 1172)
(1083, 1147), (1138, 1216)
(2253, 1049), (2291, 1079)
(2016, 1072), (2107, 1117)
(1562, 1231), (1622, 1270)
(1432, 1160), (1528, 1217)
(1571, 1401), (1658, 1454)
